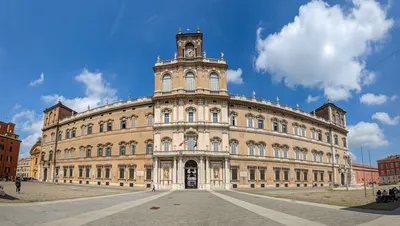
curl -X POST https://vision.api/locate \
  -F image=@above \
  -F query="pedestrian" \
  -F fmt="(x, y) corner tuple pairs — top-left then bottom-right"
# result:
(15, 179), (21, 193)
(55, 174), (59, 185)
(152, 184), (156, 192)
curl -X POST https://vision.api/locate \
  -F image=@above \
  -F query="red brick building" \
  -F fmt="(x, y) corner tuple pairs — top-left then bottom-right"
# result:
(377, 155), (400, 185)
(0, 121), (21, 180)
(352, 163), (379, 184)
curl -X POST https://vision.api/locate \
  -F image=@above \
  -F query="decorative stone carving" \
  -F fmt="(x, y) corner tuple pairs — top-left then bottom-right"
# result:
(220, 52), (224, 59)
(252, 91), (256, 99)
(164, 168), (169, 179)
(157, 55), (160, 62)
(214, 167), (219, 179)
(276, 96), (279, 104)
(203, 51), (206, 58)
(174, 52), (177, 60)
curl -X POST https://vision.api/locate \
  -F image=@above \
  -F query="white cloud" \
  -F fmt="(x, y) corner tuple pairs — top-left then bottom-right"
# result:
(254, 0), (393, 101)
(12, 110), (43, 156)
(348, 121), (389, 148)
(349, 151), (357, 161)
(29, 72), (45, 86)
(391, 95), (398, 101)
(306, 95), (320, 103)
(372, 112), (400, 125)
(41, 68), (118, 112)
(226, 68), (243, 84)
(362, 72), (375, 86)
(13, 103), (21, 111)
(360, 93), (388, 105)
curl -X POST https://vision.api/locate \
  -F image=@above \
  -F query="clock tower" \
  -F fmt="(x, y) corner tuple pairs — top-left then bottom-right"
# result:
(176, 27), (203, 59)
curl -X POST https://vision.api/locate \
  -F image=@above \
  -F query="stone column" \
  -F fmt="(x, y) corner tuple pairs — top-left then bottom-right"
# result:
(154, 157), (158, 188)
(206, 157), (210, 189)
(179, 157), (183, 189)
(225, 158), (230, 189)
(200, 157), (204, 189)
(173, 157), (177, 189)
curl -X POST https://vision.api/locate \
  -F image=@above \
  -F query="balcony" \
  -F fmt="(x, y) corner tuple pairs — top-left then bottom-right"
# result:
(153, 150), (230, 158)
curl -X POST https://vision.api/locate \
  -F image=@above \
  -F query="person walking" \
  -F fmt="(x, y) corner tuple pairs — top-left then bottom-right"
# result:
(55, 174), (59, 185)
(152, 184), (156, 192)
(15, 179), (21, 193)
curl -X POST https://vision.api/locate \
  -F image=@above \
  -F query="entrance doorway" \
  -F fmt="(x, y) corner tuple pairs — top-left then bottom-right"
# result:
(43, 168), (48, 182)
(341, 173), (345, 186)
(185, 160), (198, 189)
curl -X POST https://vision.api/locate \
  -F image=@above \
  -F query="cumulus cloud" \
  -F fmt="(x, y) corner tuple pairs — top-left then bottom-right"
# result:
(41, 68), (118, 112)
(13, 103), (21, 111)
(12, 110), (43, 156)
(372, 112), (400, 125)
(348, 121), (389, 148)
(226, 68), (244, 84)
(29, 72), (45, 86)
(360, 93), (388, 105)
(306, 95), (320, 103)
(391, 95), (398, 101)
(254, 0), (393, 101)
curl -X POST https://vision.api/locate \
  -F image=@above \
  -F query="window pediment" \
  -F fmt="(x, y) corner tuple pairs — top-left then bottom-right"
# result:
(210, 137), (222, 143)
(229, 111), (238, 116)
(161, 137), (172, 142)
(162, 108), (172, 113)
(185, 107), (196, 112)
(118, 141), (127, 145)
(272, 143), (280, 148)
(246, 140), (256, 145)
(257, 141), (266, 147)
(210, 107), (220, 113)
(230, 139), (239, 144)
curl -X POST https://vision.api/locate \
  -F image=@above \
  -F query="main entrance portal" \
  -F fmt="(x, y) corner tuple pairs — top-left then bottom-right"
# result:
(185, 160), (198, 189)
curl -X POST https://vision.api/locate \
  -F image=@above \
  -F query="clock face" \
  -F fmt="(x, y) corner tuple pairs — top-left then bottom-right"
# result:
(185, 47), (194, 58)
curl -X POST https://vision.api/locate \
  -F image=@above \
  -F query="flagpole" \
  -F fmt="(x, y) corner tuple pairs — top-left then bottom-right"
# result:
(361, 146), (366, 198)
(369, 149), (374, 195)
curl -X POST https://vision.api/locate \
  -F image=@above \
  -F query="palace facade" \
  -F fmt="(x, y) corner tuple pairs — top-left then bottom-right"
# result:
(38, 29), (351, 189)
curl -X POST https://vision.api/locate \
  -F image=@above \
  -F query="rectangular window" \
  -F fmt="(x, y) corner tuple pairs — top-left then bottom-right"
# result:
(329, 173), (332, 182)
(343, 138), (347, 148)
(274, 147), (279, 158)
(275, 169), (280, 181)
(326, 134), (331, 143)
(131, 118), (136, 128)
(119, 168), (124, 179)
(66, 131), (70, 139)
(129, 168), (134, 180)
(259, 145), (264, 156)
(296, 171), (301, 181)
(213, 142), (219, 152)
(320, 172), (324, 181)
(120, 120), (126, 129)
(284, 171), (289, 181)
(301, 128), (306, 137)
(81, 127), (85, 136)
(106, 147), (111, 157)
(146, 168), (152, 180)
(98, 148), (103, 157)
(250, 169), (255, 180)
(232, 168), (238, 180)
(64, 168), (67, 177)
(5, 167), (10, 173)
(99, 124), (104, 133)
(58, 133), (62, 141)
(230, 116), (236, 126)
(273, 121), (279, 132)
(79, 168), (83, 178)
(282, 123), (287, 133)
(314, 172), (318, 181)
(148, 116), (153, 126)
(260, 169), (265, 180)
(294, 127), (298, 135)
(69, 168), (73, 177)
(146, 144), (153, 154)
(86, 149), (91, 158)
(283, 149), (288, 159)
(97, 168), (102, 179)
(87, 125), (92, 134)
(334, 136), (338, 145)
(85, 168), (90, 178)
(247, 117), (253, 128)
(231, 143), (237, 154)
(258, 119), (264, 129)
(318, 132), (322, 141)
(120, 146), (126, 155)
(105, 168), (110, 179)
(311, 130), (315, 139)
(107, 122), (112, 131)
(188, 112), (194, 122)
(304, 171), (308, 181)
(164, 112), (169, 123)
(130, 144), (135, 155)
(213, 112), (218, 123)
(71, 130), (76, 138)
(335, 156), (339, 164)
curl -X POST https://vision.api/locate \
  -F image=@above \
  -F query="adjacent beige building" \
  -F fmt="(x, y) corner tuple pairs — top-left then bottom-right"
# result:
(16, 157), (30, 178)
(38, 29), (351, 189)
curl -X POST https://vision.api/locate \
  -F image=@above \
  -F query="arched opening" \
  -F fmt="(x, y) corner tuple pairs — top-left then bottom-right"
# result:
(185, 160), (198, 189)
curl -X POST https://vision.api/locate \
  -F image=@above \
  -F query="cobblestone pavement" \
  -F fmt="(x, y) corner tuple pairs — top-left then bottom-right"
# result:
(0, 181), (142, 203)
(0, 189), (399, 226)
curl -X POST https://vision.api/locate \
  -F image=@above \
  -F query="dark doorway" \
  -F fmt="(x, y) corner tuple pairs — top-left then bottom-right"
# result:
(185, 160), (198, 189)
(341, 173), (345, 186)
(43, 168), (48, 182)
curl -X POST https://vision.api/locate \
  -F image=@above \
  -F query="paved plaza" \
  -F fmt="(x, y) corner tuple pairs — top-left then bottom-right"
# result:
(1, 188), (399, 226)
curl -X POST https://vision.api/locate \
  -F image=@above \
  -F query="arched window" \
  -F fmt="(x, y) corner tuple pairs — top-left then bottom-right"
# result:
(281, 120), (287, 133)
(146, 143), (153, 154)
(106, 147), (111, 157)
(231, 141), (237, 154)
(248, 143), (254, 156)
(162, 74), (171, 93)
(48, 151), (53, 161)
(120, 145), (126, 155)
(97, 147), (103, 157)
(209, 73), (219, 92)
(272, 119), (279, 132)
(247, 115), (253, 128)
(185, 72), (195, 91)
(51, 133), (55, 142)
(212, 139), (219, 152)
(258, 144), (265, 156)
(86, 148), (91, 158)
(130, 143), (136, 155)
(273, 146), (279, 158)
(283, 146), (288, 159)
(334, 135), (338, 145)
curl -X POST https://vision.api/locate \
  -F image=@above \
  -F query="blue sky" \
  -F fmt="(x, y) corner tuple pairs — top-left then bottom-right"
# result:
(0, 0), (399, 165)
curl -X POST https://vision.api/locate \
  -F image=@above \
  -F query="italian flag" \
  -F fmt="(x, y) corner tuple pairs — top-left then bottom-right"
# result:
(178, 141), (184, 146)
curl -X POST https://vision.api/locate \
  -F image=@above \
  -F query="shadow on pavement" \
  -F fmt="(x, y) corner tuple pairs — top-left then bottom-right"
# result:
(342, 202), (400, 215)
(0, 194), (19, 201)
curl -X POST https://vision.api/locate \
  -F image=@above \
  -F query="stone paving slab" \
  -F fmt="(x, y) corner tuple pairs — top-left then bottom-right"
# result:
(83, 191), (283, 226)
(217, 191), (382, 226)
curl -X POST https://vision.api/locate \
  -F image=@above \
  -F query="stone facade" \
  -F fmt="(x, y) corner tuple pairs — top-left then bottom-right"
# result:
(29, 139), (41, 178)
(37, 29), (351, 189)
(377, 155), (400, 185)
(16, 157), (30, 178)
